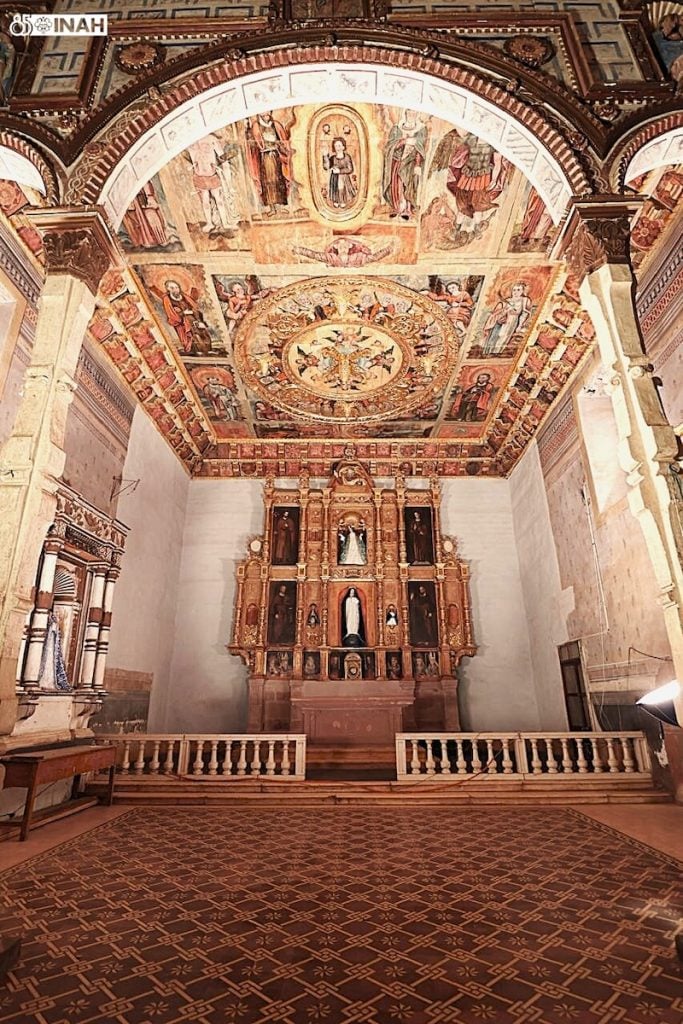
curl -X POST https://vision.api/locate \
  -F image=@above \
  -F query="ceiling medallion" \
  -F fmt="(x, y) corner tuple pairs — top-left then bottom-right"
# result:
(234, 276), (457, 424)
(114, 42), (165, 75)
(503, 35), (555, 69)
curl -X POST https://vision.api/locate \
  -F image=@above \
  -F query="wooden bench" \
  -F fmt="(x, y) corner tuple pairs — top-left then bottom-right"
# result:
(0, 744), (116, 841)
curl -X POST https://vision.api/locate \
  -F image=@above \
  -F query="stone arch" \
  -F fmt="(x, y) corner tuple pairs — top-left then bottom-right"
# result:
(66, 47), (590, 227)
(0, 131), (60, 203)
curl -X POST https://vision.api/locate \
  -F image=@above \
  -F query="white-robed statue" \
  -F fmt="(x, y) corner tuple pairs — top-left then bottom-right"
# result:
(341, 587), (366, 648)
(338, 521), (367, 565)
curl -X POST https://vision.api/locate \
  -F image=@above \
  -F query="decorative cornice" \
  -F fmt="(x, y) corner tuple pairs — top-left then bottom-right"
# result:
(0, 218), (42, 306)
(25, 208), (118, 295)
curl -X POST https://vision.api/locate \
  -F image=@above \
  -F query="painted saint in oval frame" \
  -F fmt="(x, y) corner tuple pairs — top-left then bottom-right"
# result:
(307, 105), (369, 223)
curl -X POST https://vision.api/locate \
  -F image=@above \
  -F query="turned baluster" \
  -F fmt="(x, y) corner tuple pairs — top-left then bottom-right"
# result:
(587, 737), (600, 772)
(220, 740), (232, 776)
(439, 737), (451, 774)
(455, 739), (467, 774)
(281, 740), (291, 776)
(208, 740), (219, 776)
(471, 739), (484, 773)
(163, 740), (175, 774)
(606, 737), (619, 773)
(410, 739), (421, 774)
(576, 739), (588, 774)
(133, 740), (146, 774)
(237, 739), (248, 776)
(192, 740), (205, 776)
(622, 738), (635, 774)
(150, 740), (161, 774)
(529, 738), (542, 775)
(266, 740), (276, 776)
(544, 738), (558, 773)
(501, 738), (514, 775)
(250, 739), (262, 775)
(425, 740), (436, 775)
(560, 738), (573, 773)
(121, 740), (131, 774)
(485, 739), (497, 773)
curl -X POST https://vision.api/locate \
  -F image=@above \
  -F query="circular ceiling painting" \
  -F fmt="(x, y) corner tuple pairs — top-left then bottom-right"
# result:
(234, 276), (458, 423)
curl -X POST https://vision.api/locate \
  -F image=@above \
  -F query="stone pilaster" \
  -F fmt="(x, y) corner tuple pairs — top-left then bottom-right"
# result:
(0, 209), (118, 736)
(558, 197), (683, 726)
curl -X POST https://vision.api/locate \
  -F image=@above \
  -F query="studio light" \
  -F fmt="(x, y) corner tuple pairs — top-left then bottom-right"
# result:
(636, 681), (682, 728)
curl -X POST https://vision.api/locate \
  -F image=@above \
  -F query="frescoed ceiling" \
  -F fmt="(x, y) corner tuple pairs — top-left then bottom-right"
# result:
(88, 100), (601, 476)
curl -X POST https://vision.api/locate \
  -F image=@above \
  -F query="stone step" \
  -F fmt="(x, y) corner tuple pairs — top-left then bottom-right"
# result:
(90, 777), (671, 807)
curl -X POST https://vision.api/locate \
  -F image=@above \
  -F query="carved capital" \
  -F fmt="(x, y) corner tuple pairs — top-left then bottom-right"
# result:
(554, 197), (644, 283)
(26, 208), (119, 295)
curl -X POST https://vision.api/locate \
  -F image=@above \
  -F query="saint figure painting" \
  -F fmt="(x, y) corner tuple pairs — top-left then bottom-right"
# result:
(408, 581), (439, 647)
(268, 581), (296, 645)
(404, 508), (434, 564)
(271, 507), (300, 565)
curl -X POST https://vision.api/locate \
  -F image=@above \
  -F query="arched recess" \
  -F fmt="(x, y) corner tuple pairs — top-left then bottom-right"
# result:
(609, 116), (683, 189)
(74, 50), (589, 228)
(0, 131), (59, 204)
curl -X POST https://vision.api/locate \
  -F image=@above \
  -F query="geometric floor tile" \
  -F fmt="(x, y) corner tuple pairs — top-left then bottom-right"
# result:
(0, 808), (681, 1023)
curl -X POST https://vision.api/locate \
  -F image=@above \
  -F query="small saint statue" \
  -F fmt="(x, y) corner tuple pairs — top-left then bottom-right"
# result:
(385, 604), (399, 627)
(306, 603), (320, 627)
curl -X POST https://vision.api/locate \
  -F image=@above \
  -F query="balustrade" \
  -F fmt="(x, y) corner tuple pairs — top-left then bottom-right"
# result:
(395, 732), (651, 780)
(95, 733), (306, 779)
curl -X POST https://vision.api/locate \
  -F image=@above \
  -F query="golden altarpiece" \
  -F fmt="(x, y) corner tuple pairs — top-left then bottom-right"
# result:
(229, 460), (475, 744)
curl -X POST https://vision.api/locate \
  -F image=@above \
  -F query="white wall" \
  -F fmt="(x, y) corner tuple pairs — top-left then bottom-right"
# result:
(440, 478), (541, 731)
(107, 408), (189, 717)
(509, 444), (570, 730)
(160, 478), (264, 732)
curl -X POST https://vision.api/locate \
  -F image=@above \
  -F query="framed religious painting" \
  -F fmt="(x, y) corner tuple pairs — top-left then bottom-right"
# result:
(408, 581), (439, 647)
(404, 507), (434, 565)
(271, 507), (300, 565)
(267, 580), (297, 646)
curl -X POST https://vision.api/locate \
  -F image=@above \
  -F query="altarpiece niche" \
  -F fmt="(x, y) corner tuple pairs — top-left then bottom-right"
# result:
(229, 461), (476, 743)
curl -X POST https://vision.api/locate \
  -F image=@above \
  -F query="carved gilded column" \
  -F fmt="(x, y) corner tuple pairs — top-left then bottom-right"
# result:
(560, 197), (683, 722)
(321, 490), (331, 647)
(0, 209), (116, 737)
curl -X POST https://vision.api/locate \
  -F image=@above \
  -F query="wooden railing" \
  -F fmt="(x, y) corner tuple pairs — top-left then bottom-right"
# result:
(395, 731), (651, 780)
(95, 733), (307, 780)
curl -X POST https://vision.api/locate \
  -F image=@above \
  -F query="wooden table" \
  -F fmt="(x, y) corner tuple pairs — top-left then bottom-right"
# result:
(0, 744), (116, 841)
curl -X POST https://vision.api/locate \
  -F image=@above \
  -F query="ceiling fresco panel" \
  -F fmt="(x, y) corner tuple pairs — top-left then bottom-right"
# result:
(106, 100), (593, 469)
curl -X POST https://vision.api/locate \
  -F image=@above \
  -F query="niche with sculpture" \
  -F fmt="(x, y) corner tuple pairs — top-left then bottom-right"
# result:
(229, 459), (476, 739)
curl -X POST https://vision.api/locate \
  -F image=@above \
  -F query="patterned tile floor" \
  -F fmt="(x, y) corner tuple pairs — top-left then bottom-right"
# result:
(0, 807), (681, 1024)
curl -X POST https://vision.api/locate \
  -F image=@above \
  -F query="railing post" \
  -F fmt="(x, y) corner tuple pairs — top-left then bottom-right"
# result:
(177, 737), (190, 776)
(395, 735), (407, 779)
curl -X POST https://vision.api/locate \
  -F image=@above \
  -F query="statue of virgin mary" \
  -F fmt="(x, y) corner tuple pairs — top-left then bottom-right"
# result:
(341, 587), (366, 648)
(338, 522), (367, 565)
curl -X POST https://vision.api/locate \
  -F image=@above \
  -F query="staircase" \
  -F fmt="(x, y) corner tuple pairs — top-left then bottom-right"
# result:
(306, 743), (396, 780)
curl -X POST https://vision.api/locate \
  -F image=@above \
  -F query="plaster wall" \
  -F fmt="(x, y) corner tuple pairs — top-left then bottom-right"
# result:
(107, 407), (189, 721)
(440, 478), (541, 731)
(539, 404), (672, 692)
(160, 478), (264, 733)
(509, 443), (569, 729)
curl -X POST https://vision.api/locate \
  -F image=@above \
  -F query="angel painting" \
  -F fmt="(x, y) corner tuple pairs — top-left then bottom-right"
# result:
(214, 275), (270, 344)
(427, 129), (509, 247)
(423, 276), (481, 340)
